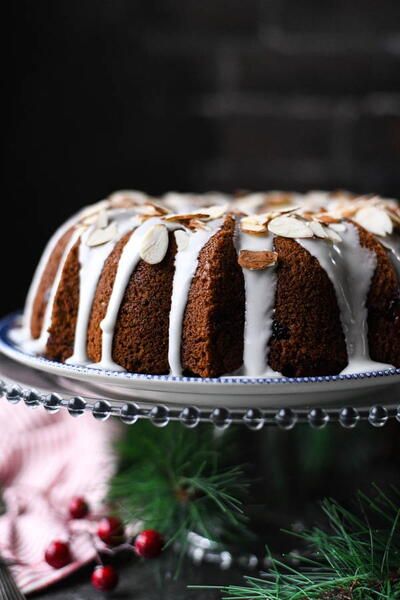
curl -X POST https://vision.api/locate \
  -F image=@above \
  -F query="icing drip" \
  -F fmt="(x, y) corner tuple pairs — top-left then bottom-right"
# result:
(168, 220), (222, 376)
(298, 223), (392, 373)
(236, 228), (279, 377)
(22, 227), (83, 354)
(66, 213), (140, 365)
(91, 218), (164, 371)
(18, 213), (82, 342)
(380, 235), (400, 281)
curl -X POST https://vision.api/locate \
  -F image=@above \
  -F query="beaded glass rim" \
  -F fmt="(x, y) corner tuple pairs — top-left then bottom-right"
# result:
(1, 312), (400, 386)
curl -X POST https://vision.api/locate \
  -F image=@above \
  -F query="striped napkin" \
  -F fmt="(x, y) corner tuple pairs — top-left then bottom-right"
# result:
(0, 400), (119, 595)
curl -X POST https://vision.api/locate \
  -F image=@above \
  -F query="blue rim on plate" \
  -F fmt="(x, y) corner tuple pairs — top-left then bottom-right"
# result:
(1, 312), (399, 386)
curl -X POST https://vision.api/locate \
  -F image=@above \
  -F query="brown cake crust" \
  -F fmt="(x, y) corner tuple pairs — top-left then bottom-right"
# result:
(181, 215), (245, 377)
(87, 230), (177, 373)
(357, 225), (400, 368)
(268, 237), (347, 377)
(45, 239), (81, 362)
(30, 228), (74, 338)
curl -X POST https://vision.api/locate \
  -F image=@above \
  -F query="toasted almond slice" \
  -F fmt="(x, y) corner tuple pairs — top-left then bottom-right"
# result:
(238, 250), (278, 270)
(325, 227), (342, 243)
(204, 204), (229, 220)
(340, 207), (358, 218)
(174, 229), (190, 251)
(354, 206), (393, 237)
(241, 222), (268, 235)
(135, 205), (161, 217)
(80, 200), (110, 219)
(108, 190), (147, 208)
(387, 207), (400, 226)
(241, 214), (263, 225)
(82, 213), (100, 226)
(139, 224), (169, 264)
(256, 212), (276, 226)
(95, 210), (108, 229)
(298, 211), (315, 221)
(309, 220), (329, 239)
(188, 219), (211, 231)
(148, 200), (170, 215)
(317, 214), (341, 224)
(268, 215), (313, 238)
(164, 211), (210, 223)
(135, 201), (170, 217)
(87, 222), (118, 247)
(329, 222), (347, 233)
(272, 205), (300, 215)
(266, 193), (293, 206)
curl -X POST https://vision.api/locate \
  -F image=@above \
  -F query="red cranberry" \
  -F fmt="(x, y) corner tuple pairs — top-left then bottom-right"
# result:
(91, 565), (119, 592)
(97, 516), (125, 546)
(44, 540), (72, 569)
(69, 496), (89, 519)
(134, 530), (164, 559)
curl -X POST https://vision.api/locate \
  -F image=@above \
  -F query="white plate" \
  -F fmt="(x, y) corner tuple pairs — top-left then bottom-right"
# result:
(1, 313), (399, 408)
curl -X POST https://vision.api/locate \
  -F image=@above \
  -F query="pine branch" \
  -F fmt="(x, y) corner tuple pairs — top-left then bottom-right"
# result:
(191, 488), (400, 599)
(109, 422), (251, 549)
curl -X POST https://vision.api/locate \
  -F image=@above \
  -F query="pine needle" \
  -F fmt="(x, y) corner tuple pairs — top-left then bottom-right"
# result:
(109, 422), (250, 553)
(191, 488), (400, 599)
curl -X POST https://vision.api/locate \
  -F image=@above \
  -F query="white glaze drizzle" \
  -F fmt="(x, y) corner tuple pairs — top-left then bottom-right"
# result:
(235, 228), (280, 377)
(168, 220), (222, 376)
(380, 235), (400, 281)
(89, 218), (163, 371)
(18, 212), (83, 343)
(297, 223), (392, 373)
(21, 227), (83, 354)
(66, 213), (140, 365)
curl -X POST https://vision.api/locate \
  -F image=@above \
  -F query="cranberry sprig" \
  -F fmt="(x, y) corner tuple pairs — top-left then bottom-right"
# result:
(44, 496), (164, 593)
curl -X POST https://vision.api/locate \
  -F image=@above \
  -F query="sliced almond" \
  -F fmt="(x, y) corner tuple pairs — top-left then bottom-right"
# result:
(135, 201), (170, 217)
(317, 214), (341, 224)
(387, 207), (400, 227)
(309, 220), (329, 239)
(266, 192), (294, 207)
(325, 227), (342, 243)
(108, 190), (147, 208)
(241, 222), (268, 235)
(354, 206), (393, 237)
(329, 222), (347, 233)
(268, 215), (313, 239)
(139, 224), (169, 264)
(174, 229), (190, 251)
(203, 204), (229, 220)
(81, 213), (100, 226)
(271, 205), (300, 216)
(238, 250), (278, 270)
(80, 199), (110, 219)
(255, 212), (276, 226)
(188, 219), (212, 231)
(299, 211), (315, 221)
(164, 211), (210, 223)
(86, 222), (118, 247)
(95, 210), (108, 229)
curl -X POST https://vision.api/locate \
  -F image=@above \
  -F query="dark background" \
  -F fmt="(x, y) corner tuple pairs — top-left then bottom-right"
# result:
(3, 0), (400, 316)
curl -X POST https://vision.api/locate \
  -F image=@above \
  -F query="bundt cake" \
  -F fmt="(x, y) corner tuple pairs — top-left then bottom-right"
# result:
(15, 190), (400, 378)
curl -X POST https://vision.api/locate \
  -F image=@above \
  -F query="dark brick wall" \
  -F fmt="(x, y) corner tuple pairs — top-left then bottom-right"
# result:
(2, 0), (400, 312)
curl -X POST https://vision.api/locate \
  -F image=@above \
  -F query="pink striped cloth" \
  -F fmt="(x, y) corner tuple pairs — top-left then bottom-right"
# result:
(0, 399), (119, 595)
